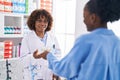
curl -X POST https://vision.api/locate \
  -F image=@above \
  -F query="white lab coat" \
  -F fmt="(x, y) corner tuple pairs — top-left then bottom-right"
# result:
(20, 31), (61, 80)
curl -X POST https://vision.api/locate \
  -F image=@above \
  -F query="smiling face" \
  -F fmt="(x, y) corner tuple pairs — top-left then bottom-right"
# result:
(35, 16), (48, 33)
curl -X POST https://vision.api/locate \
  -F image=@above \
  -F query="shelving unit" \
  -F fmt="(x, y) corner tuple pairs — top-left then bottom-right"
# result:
(0, 0), (39, 59)
(0, 12), (24, 38)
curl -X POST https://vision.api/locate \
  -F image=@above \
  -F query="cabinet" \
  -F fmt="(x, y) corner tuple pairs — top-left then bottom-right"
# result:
(0, 12), (24, 38)
(0, 0), (39, 58)
(0, 12), (24, 58)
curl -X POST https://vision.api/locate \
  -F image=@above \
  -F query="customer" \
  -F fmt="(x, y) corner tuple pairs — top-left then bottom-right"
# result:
(20, 9), (61, 80)
(33, 0), (120, 80)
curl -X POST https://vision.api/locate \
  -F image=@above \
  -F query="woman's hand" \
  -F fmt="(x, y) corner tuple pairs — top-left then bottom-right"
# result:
(33, 49), (49, 59)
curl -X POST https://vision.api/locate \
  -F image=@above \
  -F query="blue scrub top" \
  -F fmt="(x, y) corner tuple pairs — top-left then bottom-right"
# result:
(47, 28), (120, 80)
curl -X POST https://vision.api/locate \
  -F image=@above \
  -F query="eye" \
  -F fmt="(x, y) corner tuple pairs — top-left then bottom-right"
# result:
(44, 20), (48, 23)
(36, 19), (48, 23)
(36, 20), (42, 23)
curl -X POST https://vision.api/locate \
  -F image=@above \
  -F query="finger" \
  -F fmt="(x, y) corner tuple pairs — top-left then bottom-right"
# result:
(33, 49), (40, 58)
(34, 49), (38, 54)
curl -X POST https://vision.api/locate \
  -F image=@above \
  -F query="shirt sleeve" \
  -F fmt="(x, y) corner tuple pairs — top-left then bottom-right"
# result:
(47, 36), (90, 79)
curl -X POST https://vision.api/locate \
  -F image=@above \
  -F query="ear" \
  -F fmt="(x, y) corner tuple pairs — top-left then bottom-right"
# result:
(90, 14), (96, 24)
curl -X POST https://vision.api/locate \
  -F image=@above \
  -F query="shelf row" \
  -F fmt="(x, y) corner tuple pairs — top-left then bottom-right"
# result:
(0, 12), (30, 38)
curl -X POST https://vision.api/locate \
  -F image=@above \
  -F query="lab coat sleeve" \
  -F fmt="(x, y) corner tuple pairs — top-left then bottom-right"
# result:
(20, 36), (32, 80)
(20, 36), (31, 66)
(47, 36), (90, 79)
(20, 36), (30, 57)
(54, 35), (60, 50)
(54, 35), (61, 58)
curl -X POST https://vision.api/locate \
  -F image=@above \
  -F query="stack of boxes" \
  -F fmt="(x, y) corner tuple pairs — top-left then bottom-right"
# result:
(0, 0), (27, 14)
(4, 26), (21, 34)
(0, 41), (13, 59)
(0, 0), (4, 12)
(4, 41), (13, 59)
(40, 0), (53, 13)
(0, 0), (38, 14)
(12, 0), (26, 13)
(4, 0), (12, 12)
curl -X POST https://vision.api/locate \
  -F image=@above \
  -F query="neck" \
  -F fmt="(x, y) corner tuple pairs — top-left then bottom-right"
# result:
(90, 23), (107, 31)
(99, 23), (107, 28)
(95, 23), (107, 29)
(36, 31), (45, 38)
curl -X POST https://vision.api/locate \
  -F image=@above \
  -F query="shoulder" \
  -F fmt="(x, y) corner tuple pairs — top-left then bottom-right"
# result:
(26, 30), (35, 36)
(77, 33), (93, 41)
(22, 31), (36, 40)
(75, 32), (95, 45)
(46, 31), (56, 37)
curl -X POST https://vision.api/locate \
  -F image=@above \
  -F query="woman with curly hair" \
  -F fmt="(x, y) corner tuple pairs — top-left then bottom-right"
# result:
(20, 9), (61, 80)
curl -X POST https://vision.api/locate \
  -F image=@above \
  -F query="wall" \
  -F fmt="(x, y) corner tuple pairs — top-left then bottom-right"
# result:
(75, 0), (89, 38)
(52, 0), (76, 57)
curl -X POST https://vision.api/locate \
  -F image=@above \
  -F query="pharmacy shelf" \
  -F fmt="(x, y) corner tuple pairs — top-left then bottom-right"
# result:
(0, 13), (24, 38)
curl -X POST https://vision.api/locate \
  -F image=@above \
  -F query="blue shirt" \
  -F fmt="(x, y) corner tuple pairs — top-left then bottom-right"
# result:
(47, 28), (120, 80)
(39, 33), (47, 45)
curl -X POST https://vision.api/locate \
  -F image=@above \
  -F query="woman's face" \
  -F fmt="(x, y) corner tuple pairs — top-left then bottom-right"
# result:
(35, 16), (48, 33)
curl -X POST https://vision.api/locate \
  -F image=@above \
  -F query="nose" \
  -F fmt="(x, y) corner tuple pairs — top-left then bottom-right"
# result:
(41, 22), (47, 27)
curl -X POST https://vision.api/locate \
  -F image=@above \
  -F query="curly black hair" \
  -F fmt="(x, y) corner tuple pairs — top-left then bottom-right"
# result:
(27, 9), (53, 32)
(86, 0), (120, 23)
